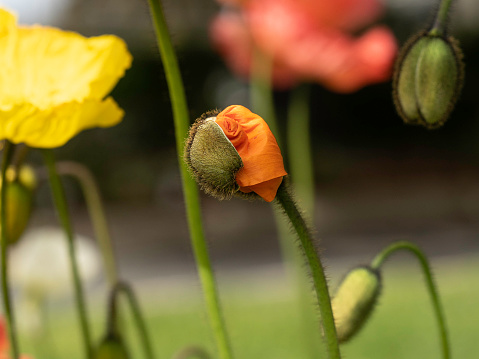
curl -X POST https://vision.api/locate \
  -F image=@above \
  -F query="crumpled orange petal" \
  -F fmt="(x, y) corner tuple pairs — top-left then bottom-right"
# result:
(215, 105), (287, 202)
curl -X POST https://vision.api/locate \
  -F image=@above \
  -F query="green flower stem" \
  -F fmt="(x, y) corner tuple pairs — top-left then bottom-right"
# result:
(371, 241), (450, 359)
(286, 85), (323, 357)
(287, 85), (314, 214)
(108, 281), (154, 359)
(250, 48), (280, 140)
(250, 49), (321, 358)
(430, 0), (454, 36)
(56, 161), (118, 285)
(172, 346), (211, 359)
(275, 181), (341, 359)
(41, 149), (92, 359)
(146, 2), (233, 359)
(250, 54), (323, 358)
(1, 140), (20, 359)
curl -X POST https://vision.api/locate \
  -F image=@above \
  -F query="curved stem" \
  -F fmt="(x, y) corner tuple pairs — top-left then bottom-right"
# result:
(56, 161), (118, 285)
(275, 181), (341, 359)
(371, 241), (450, 359)
(172, 346), (211, 359)
(41, 149), (92, 359)
(1, 141), (20, 359)
(430, 0), (454, 36)
(146, 2), (233, 359)
(108, 281), (155, 359)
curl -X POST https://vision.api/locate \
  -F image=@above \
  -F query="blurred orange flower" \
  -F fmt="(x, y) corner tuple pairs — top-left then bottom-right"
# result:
(215, 105), (287, 202)
(0, 318), (31, 359)
(210, 0), (397, 92)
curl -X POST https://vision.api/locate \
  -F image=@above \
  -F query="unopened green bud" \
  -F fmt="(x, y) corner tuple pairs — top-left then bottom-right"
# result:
(393, 31), (464, 129)
(94, 334), (129, 359)
(184, 110), (244, 200)
(0, 166), (37, 244)
(332, 266), (381, 343)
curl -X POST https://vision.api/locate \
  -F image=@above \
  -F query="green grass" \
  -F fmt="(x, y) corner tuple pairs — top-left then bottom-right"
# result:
(18, 253), (479, 359)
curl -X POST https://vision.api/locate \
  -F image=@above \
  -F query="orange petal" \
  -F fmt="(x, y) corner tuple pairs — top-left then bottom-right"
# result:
(215, 105), (287, 201)
(239, 176), (284, 202)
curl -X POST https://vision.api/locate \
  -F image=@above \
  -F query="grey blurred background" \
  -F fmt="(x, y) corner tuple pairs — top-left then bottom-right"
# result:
(4, 0), (479, 281)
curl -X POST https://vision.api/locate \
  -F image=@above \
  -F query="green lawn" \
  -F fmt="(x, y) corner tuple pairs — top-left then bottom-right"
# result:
(19, 253), (479, 359)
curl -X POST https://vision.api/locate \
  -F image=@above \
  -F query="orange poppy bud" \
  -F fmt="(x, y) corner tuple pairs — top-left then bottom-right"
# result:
(216, 105), (287, 202)
(185, 105), (287, 202)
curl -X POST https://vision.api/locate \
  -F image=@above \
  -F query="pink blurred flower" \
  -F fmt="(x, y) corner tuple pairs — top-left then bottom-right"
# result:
(210, 0), (398, 93)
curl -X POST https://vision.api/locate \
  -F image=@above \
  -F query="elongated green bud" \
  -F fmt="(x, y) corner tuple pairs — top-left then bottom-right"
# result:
(393, 30), (464, 129)
(94, 334), (129, 359)
(332, 266), (381, 343)
(0, 165), (37, 244)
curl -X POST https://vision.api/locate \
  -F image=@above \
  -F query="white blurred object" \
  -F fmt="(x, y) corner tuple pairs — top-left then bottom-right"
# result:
(0, 0), (73, 25)
(11, 226), (101, 298)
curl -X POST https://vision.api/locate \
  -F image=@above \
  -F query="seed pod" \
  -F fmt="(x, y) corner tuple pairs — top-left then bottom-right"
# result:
(332, 266), (381, 343)
(393, 30), (464, 129)
(0, 166), (37, 244)
(94, 334), (129, 359)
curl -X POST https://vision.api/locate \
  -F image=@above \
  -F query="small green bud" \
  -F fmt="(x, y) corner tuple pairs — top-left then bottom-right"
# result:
(94, 334), (129, 359)
(184, 110), (244, 200)
(332, 266), (381, 343)
(0, 165), (37, 244)
(393, 31), (464, 129)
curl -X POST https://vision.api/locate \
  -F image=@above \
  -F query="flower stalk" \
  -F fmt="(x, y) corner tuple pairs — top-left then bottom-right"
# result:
(250, 56), (322, 357)
(41, 149), (92, 359)
(371, 241), (450, 359)
(146, 1), (233, 358)
(107, 281), (155, 359)
(56, 161), (118, 285)
(287, 85), (314, 214)
(275, 181), (341, 359)
(1, 140), (20, 359)
(431, 0), (454, 36)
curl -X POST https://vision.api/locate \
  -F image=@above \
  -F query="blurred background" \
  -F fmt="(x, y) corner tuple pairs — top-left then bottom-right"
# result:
(2, 0), (479, 358)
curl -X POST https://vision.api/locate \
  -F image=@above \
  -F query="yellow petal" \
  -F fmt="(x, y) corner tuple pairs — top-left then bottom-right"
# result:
(0, 7), (131, 148)
(0, 27), (132, 108)
(0, 97), (124, 148)
(0, 8), (16, 35)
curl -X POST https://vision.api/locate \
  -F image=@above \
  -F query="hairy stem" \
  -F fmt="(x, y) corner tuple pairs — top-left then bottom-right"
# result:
(430, 0), (454, 36)
(275, 181), (341, 359)
(371, 241), (450, 359)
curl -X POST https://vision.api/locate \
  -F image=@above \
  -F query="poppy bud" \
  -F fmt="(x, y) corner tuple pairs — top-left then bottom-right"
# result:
(185, 110), (244, 200)
(94, 334), (129, 359)
(332, 266), (381, 343)
(393, 31), (464, 129)
(185, 105), (287, 202)
(0, 166), (37, 244)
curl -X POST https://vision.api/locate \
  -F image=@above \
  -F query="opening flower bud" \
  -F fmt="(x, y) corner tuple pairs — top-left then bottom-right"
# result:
(94, 334), (129, 359)
(0, 166), (37, 244)
(185, 105), (287, 202)
(332, 266), (381, 343)
(393, 31), (464, 129)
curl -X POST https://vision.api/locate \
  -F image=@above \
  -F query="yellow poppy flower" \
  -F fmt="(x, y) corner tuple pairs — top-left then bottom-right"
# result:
(0, 8), (132, 148)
